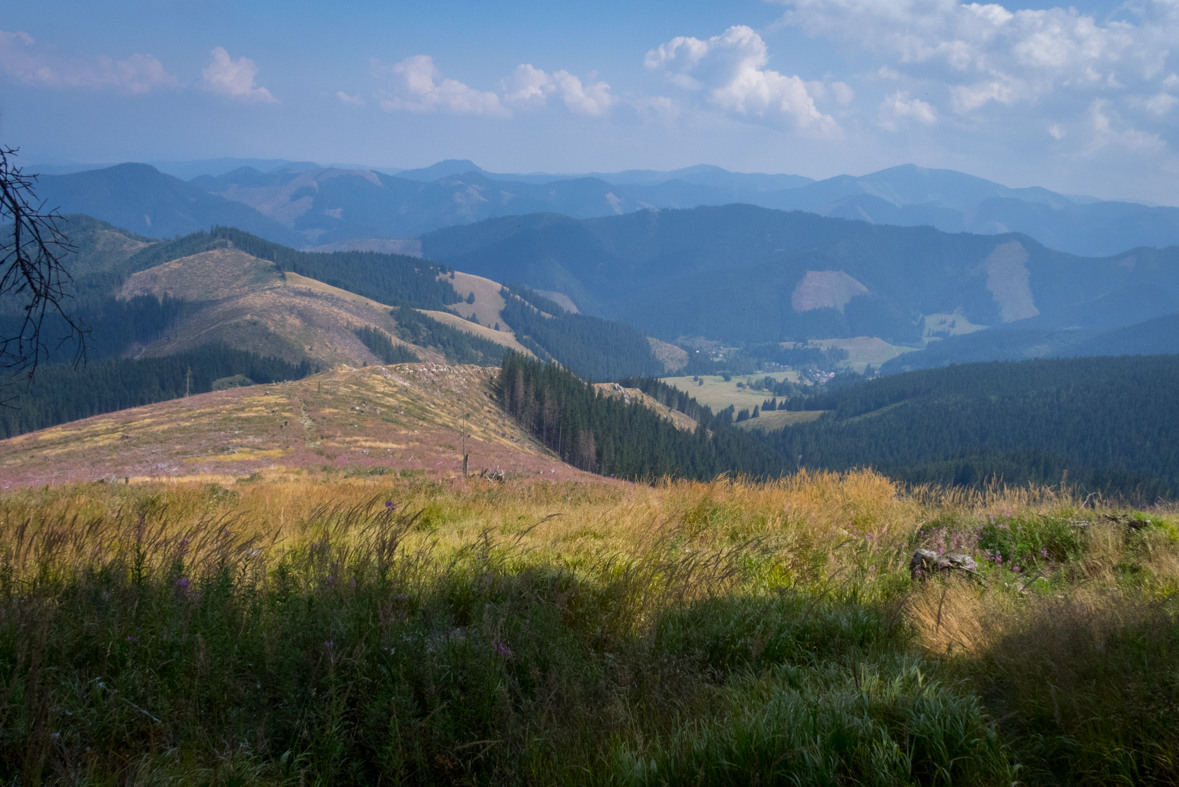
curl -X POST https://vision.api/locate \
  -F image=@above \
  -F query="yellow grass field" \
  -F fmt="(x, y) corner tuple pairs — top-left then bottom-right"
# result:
(735, 408), (826, 431)
(660, 371), (802, 411)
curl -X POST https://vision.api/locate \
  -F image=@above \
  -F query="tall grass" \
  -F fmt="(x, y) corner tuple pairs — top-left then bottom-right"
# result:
(0, 473), (1176, 784)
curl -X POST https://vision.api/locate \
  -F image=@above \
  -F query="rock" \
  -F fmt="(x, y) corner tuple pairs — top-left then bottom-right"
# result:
(910, 549), (979, 580)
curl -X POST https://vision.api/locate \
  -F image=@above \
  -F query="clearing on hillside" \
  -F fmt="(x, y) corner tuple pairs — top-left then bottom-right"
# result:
(0, 364), (592, 489)
(660, 372), (802, 412)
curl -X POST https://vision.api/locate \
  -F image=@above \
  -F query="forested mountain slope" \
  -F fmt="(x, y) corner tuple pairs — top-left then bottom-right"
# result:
(881, 314), (1179, 372)
(766, 355), (1179, 499)
(420, 205), (1179, 348)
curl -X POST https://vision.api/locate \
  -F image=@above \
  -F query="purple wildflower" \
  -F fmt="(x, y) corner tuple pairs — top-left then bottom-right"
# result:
(175, 577), (189, 588)
(493, 640), (513, 659)
(385, 500), (395, 509)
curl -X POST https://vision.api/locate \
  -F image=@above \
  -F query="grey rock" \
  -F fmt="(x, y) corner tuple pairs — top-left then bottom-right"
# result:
(910, 549), (979, 580)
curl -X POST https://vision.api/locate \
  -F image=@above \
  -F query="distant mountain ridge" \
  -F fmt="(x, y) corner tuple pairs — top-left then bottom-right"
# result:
(419, 204), (1179, 354)
(35, 164), (306, 246)
(29, 159), (1179, 257)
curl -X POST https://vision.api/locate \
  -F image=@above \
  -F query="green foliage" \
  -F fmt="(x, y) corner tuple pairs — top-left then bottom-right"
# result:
(614, 659), (1011, 787)
(352, 325), (420, 364)
(767, 354), (1179, 500)
(976, 514), (1088, 568)
(499, 353), (783, 480)
(618, 376), (719, 430)
(391, 306), (507, 366)
(500, 291), (664, 382)
(0, 345), (314, 438)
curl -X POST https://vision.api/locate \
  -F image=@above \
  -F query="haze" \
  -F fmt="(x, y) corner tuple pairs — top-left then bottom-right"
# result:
(4, 0), (1179, 205)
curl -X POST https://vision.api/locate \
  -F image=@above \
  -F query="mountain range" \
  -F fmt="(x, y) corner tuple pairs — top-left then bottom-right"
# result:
(419, 204), (1179, 352)
(31, 159), (1179, 257)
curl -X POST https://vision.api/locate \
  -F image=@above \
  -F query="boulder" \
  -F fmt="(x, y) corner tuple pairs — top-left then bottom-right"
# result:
(909, 549), (979, 580)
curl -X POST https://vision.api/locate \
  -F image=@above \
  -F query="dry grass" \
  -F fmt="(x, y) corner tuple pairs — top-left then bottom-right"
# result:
(1, 472), (1177, 783)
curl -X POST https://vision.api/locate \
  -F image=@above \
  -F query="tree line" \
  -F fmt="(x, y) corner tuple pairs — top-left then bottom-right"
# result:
(498, 353), (782, 481)
(766, 354), (1179, 501)
(391, 307), (507, 366)
(1, 344), (314, 438)
(499, 287), (665, 381)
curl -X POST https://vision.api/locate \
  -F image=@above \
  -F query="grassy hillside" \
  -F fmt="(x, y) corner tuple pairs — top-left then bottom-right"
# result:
(0, 363), (580, 489)
(1, 474), (1176, 783)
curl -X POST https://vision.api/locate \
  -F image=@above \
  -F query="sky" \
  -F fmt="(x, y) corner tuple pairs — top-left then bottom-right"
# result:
(2, 0), (1178, 204)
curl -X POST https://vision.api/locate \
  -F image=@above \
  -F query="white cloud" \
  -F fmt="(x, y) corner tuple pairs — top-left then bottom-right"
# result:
(878, 91), (938, 129)
(1048, 123), (1066, 140)
(336, 90), (364, 107)
(1144, 91), (1177, 115)
(1087, 99), (1166, 154)
(0, 29), (178, 93)
(201, 47), (276, 103)
(772, 0), (1176, 113)
(632, 94), (681, 121)
(373, 55), (508, 117)
(831, 81), (855, 105)
(645, 25), (840, 136)
(504, 63), (618, 116)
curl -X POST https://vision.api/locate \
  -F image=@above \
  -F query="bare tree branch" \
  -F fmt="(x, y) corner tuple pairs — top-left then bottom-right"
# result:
(0, 145), (88, 385)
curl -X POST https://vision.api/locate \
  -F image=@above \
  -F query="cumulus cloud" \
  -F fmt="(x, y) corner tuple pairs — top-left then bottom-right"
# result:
(772, 0), (1175, 113)
(1087, 99), (1166, 154)
(1144, 92), (1177, 115)
(878, 91), (938, 129)
(645, 25), (839, 135)
(503, 64), (618, 116)
(336, 90), (364, 107)
(830, 81), (855, 105)
(373, 55), (508, 117)
(0, 29), (178, 93)
(201, 47), (276, 103)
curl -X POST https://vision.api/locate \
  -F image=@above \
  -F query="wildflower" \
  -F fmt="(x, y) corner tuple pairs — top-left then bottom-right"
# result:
(493, 640), (513, 659)
(324, 640), (335, 650)
(1014, 566), (1022, 573)
(326, 576), (336, 586)
(350, 578), (357, 588)
(125, 636), (138, 642)
(1041, 549), (1048, 557)
(174, 577), (189, 588)
(869, 566), (876, 573)
(385, 500), (395, 509)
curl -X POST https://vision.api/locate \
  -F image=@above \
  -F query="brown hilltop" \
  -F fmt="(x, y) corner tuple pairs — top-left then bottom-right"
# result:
(0, 364), (598, 490)
(118, 246), (532, 368)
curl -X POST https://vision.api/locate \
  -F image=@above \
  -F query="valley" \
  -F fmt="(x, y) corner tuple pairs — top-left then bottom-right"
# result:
(7, 152), (1179, 787)
(9, 0), (1179, 780)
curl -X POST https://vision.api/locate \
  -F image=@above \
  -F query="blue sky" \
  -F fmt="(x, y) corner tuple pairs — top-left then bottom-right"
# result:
(3, 0), (1177, 204)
